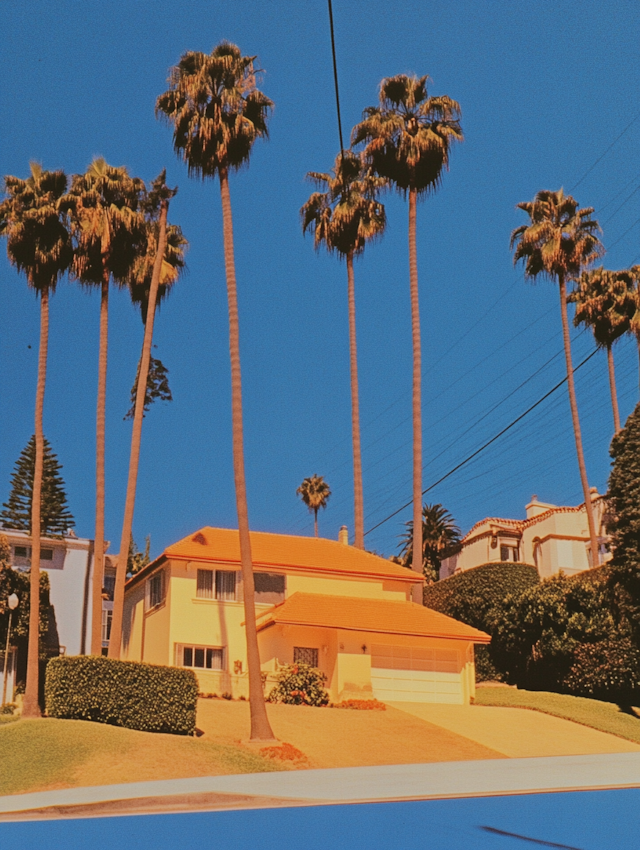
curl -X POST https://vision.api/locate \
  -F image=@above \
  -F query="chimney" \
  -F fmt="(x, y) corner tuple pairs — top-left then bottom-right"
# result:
(338, 525), (349, 545)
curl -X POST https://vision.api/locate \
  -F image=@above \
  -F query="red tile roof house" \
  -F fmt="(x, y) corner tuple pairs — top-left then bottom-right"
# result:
(121, 528), (489, 705)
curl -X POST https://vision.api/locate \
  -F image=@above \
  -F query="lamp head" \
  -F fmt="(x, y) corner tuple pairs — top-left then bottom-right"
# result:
(8, 594), (18, 610)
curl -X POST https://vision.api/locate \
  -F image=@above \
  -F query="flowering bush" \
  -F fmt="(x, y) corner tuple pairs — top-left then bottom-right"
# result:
(563, 638), (640, 702)
(266, 662), (329, 706)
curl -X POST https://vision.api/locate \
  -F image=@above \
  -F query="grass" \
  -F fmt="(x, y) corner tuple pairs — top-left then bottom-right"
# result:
(0, 718), (282, 797)
(475, 686), (640, 744)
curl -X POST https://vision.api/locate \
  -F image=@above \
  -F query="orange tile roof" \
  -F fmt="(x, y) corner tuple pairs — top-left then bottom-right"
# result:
(254, 592), (491, 643)
(159, 527), (421, 584)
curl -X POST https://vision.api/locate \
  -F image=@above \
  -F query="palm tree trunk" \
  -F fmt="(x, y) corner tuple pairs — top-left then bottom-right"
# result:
(314, 509), (318, 538)
(559, 275), (600, 567)
(408, 188), (423, 602)
(347, 252), (364, 549)
(90, 267), (109, 655)
(607, 345), (621, 435)
(219, 168), (276, 742)
(636, 334), (640, 394)
(23, 287), (49, 718)
(109, 202), (169, 659)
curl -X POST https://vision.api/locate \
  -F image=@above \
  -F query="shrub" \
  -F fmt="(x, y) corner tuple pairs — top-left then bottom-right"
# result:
(45, 655), (198, 735)
(423, 562), (539, 632)
(564, 638), (640, 702)
(490, 574), (617, 691)
(423, 562), (539, 681)
(266, 662), (329, 706)
(332, 699), (385, 710)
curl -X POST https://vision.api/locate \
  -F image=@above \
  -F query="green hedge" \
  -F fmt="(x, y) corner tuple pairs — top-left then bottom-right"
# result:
(424, 562), (539, 682)
(423, 562), (539, 631)
(45, 655), (198, 735)
(563, 638), (640, 703)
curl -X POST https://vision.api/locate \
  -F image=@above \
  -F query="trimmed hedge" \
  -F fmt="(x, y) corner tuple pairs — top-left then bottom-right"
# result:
(45, 655), (198, 735)
(424, 562), (539, 682)
(423, 562), (539, 631)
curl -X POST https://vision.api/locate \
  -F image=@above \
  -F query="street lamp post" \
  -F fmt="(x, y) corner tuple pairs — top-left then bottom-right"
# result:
(2, 593), (19, 708)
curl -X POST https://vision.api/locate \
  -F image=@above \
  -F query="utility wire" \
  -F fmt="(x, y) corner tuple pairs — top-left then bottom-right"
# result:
(327, 0), (345, 155)
(364, 347), (599, 536)
(570, 111), (640, 192)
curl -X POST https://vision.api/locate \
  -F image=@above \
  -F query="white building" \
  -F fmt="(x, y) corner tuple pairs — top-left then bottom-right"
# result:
(441, 489), (611, 580)
(1, 528), (96, 658)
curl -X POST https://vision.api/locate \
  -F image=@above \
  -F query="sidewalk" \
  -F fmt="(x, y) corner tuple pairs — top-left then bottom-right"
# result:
(2, 752), (640, 821)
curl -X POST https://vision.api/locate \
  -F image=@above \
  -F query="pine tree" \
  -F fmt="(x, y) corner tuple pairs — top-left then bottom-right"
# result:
(0, 437), (74, 537)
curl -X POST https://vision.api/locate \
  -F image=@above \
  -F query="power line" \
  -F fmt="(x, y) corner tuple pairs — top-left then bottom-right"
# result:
(364, 347), (599, 536)
(570, 111), (640, 193)
(327, 0), (345, 155)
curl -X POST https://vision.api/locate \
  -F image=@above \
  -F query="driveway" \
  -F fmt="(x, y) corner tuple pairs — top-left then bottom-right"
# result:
(386, 702), (640, 758)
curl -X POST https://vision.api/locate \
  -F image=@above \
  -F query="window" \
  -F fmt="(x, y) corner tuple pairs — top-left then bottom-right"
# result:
(293, 646), (318, 667)
(215, 570), (237, 601)
(146, 571), (164, 610)
(254, 572), (285, 604)
(180, 644), (225, 670)
(500, 544), (519, 562)
(41, 548), (53, 560)
(101, 609), (113, 644)
(14, 546), (29, 558)
(103, 574), (116, 601)
(196, 569), (214, 599)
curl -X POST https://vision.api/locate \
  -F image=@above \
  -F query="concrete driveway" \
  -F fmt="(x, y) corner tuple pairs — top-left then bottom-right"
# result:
(387, 702), (640, 758)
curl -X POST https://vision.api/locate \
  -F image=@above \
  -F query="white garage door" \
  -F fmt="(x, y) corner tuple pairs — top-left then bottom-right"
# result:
(371, 645), (463, 704)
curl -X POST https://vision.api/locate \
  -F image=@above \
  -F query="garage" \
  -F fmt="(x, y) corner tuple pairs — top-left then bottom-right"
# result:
(371, 644), (464, 704)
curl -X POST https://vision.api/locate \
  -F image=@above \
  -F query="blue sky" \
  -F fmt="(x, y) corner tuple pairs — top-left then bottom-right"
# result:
(2, 1), (640, 561)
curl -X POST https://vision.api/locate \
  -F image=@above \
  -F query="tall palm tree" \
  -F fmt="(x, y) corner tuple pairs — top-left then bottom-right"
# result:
(626, 265), (640, 390)
(0, 163), (73, 716)
(62, 158), (146, 655)
(296, 475), (332, 538)
(511, 189), (603, 567)
(568, 267), (635, 434)
(301, 151), (386, 549)
(399, 503), (461, 583)
(109, 172), (187, 658)
(351, 75), (463, 599)
(156, 42), (276, 742)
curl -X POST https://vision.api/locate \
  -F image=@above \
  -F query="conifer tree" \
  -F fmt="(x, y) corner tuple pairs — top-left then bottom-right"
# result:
(0, 437), (74, 537)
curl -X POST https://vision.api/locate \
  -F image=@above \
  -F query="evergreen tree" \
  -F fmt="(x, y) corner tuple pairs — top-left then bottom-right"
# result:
(607, 401), (640, 641)
(127, 535), (151, 577)
(1, 437), (74, 537)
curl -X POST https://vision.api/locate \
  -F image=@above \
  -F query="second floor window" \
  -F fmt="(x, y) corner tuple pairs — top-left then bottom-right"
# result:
(216, 570), (237, 601)
(196, 569), (237, 601)
(146, 571), (164, 609)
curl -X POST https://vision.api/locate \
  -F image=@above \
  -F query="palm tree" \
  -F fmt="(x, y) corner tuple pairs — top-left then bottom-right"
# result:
(625, 265), (640, 390)
(156, 42), (276, 742)
(351, 75), (463, 598)
(568, 267), (635, 434)
(0, 163), (73, 716)
(62, 158), (146, 656)
(109, 172), (187, 659)
(399, 503), (461, 583)
(296, 475), (332, 537)
(301, 151), (386, 549)
(511, 189), (603, 567)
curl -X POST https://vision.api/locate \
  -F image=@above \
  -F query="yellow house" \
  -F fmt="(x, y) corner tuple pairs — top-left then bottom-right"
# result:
(122, 527), (489, 705)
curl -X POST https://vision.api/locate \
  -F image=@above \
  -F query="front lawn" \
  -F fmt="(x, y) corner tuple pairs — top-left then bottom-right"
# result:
(0, 718), (282, 797)
(475, 686), (640, 744)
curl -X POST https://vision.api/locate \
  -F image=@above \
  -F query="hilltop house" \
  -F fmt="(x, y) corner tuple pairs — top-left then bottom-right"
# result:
(121, 527), (490, 705)
(440, 490), (611, 579)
